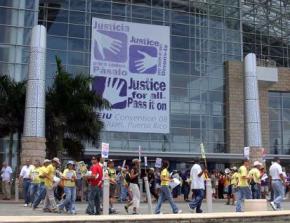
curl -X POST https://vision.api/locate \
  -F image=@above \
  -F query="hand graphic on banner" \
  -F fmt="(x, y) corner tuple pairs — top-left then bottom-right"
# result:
(102, 78), (127, 106)
(95, 31), (123, 59)
(134, 50), (157, 73)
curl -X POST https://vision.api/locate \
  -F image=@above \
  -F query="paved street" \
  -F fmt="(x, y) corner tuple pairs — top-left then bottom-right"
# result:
(0, 199), (290, 216)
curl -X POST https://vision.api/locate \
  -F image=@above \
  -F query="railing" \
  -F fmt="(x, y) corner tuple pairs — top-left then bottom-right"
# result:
(257, 58), (277, 67)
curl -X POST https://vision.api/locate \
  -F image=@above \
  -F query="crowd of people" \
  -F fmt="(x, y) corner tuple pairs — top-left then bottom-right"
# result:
(0, 156), (289, 215)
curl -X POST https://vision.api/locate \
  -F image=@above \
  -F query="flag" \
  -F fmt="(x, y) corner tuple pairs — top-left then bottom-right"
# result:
(200, 143), (206, 159)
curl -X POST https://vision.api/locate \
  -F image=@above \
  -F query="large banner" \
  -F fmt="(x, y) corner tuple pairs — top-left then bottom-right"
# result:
(90, 18), (170, 133)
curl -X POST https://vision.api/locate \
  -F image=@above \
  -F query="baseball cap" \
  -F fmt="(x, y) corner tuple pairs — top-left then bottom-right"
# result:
(52, 157), (61, 165)
(253, 161), (261, 166)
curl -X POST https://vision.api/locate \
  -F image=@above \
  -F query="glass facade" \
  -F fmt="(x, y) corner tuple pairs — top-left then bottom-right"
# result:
(0, 0), (38, 165)
(242, 0), (290, 67)
(1, 0), (290, 159)
(269, 92), (290, 155)
(0, 0), (38, 81)
(38, 0), (242, 154)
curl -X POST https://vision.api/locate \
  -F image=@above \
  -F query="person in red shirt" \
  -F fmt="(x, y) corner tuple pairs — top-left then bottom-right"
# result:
(85, 156), (103, 215)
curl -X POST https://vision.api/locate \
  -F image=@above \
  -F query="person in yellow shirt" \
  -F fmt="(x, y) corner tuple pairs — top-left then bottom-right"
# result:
(30, 160), (41, 205)
(229, 167), (239, 205)
(236, 159), (252, 212)
(42, 157), (61, 213)
(58, 161), (76, 214)
(32, 159), (50, 210)
(249, 161), (262, 199)
(108, 160), (117, 214)
(154, 160), (182, 214)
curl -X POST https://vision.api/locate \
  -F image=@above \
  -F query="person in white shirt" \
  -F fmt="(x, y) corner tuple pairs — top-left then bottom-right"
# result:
(19, 159), (34, 206)
(188, 159), (207, 213)
(1, 162), (13, 200)
(269, 157), (286, 210)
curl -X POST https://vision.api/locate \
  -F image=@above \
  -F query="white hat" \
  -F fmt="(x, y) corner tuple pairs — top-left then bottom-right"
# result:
(231, 166), (237, 171)
(67, 160), (74, 166)
(52, 157), (61, 165)
(225, 168), (230, 174)
(43, 159), (51, 164)
(253, 161), (261, 166)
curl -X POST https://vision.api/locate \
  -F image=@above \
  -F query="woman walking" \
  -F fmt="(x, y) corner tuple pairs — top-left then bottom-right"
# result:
(154, 160), (182, 214)
(125, 159), (141, 214)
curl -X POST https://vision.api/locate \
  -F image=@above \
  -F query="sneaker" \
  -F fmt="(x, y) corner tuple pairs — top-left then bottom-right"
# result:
(270, 201), (277, 211)
(187, 203), (195, 211)
(196, 209), (203, 213)
(174, 210), (182, 214)
(24, 204), (28, 207)
(124, 206), (129, 214)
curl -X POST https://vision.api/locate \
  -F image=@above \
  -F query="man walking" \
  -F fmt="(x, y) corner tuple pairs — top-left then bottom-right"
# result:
(29, 160), (42, 205)
(1, 162), (13, 200)
(32, 159), (50, 209)
(249, 161), (262, 199)
(188, 159), (207, 213)
(236, 159), (252, 212)
(42, 157), (60, 212)
(108, 159), (117, 213)
(19, 159), (33, 206)
(86, 156), (103, 215)
(269, 157), (286, 210)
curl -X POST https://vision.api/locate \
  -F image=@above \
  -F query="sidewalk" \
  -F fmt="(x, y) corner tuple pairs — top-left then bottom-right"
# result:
(0, 199), (289, 216)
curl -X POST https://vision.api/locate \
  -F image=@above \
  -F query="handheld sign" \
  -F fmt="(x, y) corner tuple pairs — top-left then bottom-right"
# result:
(122, 160), (126, 168)
(138, 145), (141, 161)
(200, 143), (206, 159)
(244, 147), (250, 159)
(144, 156), (148, 167)
(155, 158), (162, 168)
(101, 143), (109, 158)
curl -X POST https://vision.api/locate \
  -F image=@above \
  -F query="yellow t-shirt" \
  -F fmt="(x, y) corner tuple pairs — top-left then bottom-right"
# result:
(38, 166), (46, 183)
(30, 166), (41, 184)
(161, 168), (170, 186)
(249, 167), (261, 184)
(231, 172), (239, 187)
(43, 164), (56, 188)
(238, 165), (249, 187)
(62, 169), (76, 187)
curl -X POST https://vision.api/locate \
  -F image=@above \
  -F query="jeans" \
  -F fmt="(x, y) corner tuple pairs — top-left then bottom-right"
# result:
(32, 183), (46, 208)
(86, 185), (101, 215)
(272, 180), (284, 208)
(30, 183), (39, 204)
(59, 187), (76, 213)
(120, 184), (128, 202)
(23, 179), (31, 204)
(155, 186), (179, 214)
(251, 183), (261, 199)
(236, 187), (252, 212)
(188, 189), (204, 213)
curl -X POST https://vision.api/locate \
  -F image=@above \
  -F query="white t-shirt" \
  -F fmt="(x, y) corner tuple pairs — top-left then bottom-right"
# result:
(190, 163), (205, 190)
(1, 166), (13, 182)
(269, 162), (283, 180)
(20, 165), (34, 179)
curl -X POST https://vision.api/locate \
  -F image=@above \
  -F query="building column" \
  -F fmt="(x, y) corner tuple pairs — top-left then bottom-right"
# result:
(244, 53), (263, 162)
(21, 25), (47, 164)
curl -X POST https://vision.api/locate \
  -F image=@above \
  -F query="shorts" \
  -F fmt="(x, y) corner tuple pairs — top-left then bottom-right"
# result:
(109, 184), (116, 198)
(261, 185), (269, 193)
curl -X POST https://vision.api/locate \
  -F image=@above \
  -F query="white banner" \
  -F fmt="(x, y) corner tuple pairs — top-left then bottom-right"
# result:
(90, 18), (170, 133)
